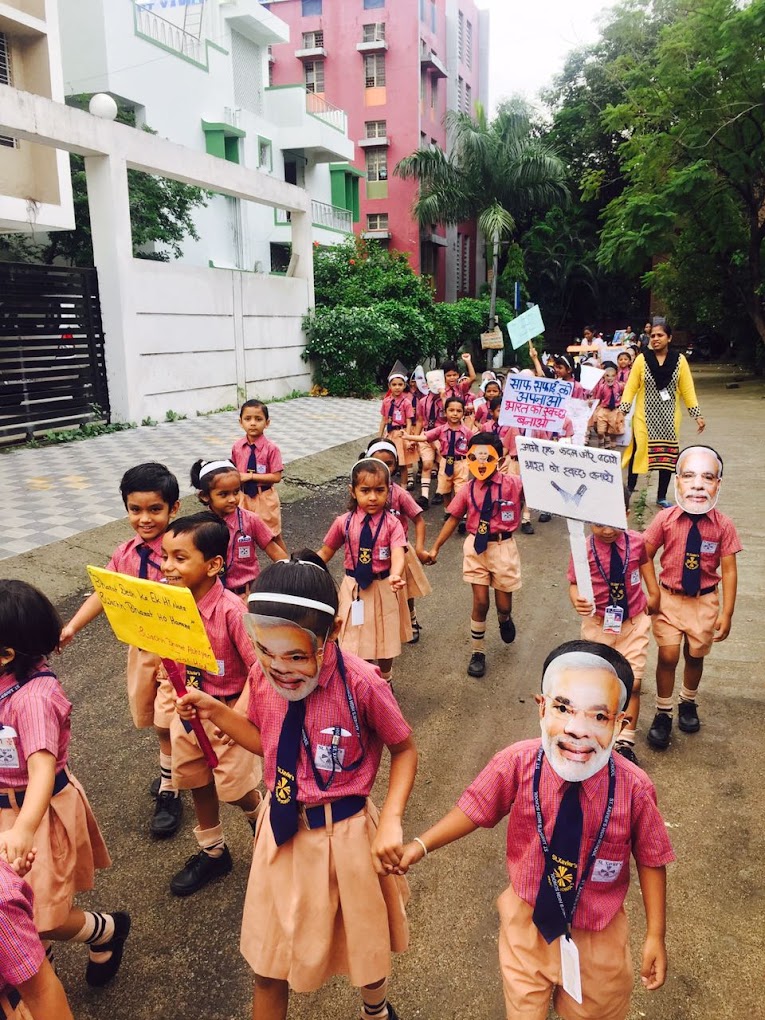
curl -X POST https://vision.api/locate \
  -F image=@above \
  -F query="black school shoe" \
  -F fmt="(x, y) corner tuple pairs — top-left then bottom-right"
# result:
(538, 512), (552, 523)
(386, 1005), (400, 1020)
(170, 846), (233, 896)
(408, 622), (421, 645)
(149, 776), (161, 798)
(151, 791), (183, 838)
(521, 521), (535, 535)
(457, 519), (467, 535)
(415, 495), (430, 510)
(615, 740), (639, 765)
(467, 652), (486, 678)
(432, 493), (444, 505)
(678, 699), (701, 733)
(499, 617), (516, 644)
(647, 711), (672, 749)
(85, 912), (132, 987)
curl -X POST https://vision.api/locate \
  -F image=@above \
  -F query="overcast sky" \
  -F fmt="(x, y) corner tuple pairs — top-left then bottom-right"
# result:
(483, 0), (613, 111)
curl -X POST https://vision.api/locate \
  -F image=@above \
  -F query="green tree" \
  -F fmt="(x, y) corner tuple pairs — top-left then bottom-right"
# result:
(0, 99), (208, 267)
(395, 99), (569, 332)
(596, 0), (765, 350)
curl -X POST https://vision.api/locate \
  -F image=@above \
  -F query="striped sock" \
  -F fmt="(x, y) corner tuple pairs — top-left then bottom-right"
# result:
(618, 728), (637, 745)
(195, 823), (225, 859)
(679, 685), (697, 703)
(471, 619), (486, 651)
(361, 979), (389, 1019)
(656, 696), (673, 713)
(420, 470), (431, 498)
(159, 752), (177, 795)
(72, 912), (115, 948)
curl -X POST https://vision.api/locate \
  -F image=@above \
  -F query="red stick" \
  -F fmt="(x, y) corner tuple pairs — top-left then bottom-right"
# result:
(162, 659), (219, 769)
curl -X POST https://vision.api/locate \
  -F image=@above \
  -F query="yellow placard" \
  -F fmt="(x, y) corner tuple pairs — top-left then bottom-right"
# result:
(87, 567), (219, 673)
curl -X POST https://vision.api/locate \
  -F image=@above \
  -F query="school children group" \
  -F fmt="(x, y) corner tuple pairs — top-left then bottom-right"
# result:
(0, 360), (741, 1020)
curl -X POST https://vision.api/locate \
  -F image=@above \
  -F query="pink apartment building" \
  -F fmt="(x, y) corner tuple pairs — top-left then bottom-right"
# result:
(263, 0), (489, 301)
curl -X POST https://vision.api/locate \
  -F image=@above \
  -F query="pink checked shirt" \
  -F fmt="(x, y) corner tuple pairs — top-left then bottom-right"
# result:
(417, 392), (443, 430)
(106, 533), (164, 581)
(644, 506), (742, 591)
(380, 395), (415, 431)
(458, 738), (675, 931)
(221, 507), (275, 590)
(0, 668), (71, 788)
(448, 475), (524, 535)
(231, 435), (284, 479)
(567, 529), (649, 618)
(387, 483), (423, 540)
(590, 378), (624, 409)
(246, 644), (411, 805)
(473, 401), (490, 426)
(323, 509), (408, 574)
(423, 423), (472, 458)
(176, 581), (256, 698)
(0, 863), (45, 996)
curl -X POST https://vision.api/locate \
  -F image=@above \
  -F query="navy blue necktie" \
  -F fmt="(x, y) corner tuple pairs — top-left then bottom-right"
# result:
(270, 699), (306, 847)
(242, 445), (259, 497)
(137, 544), (152, 580)
(354, 515), (375, 590)
(445, 429), (457, 477)
(607, 386), (616, 410)
(473, 485), (494, 553)
(682, 517), (702, 595)
(532, 782), (583, 943)
(608, 542), (630, 617)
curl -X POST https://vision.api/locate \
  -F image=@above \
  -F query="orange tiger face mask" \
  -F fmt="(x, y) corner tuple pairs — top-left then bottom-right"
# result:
(467, 444), (500, 481)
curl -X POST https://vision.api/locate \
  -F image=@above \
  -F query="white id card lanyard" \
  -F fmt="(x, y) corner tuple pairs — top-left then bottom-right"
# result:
(351, 599), (365, 626)
(532, 748), (616, 1005)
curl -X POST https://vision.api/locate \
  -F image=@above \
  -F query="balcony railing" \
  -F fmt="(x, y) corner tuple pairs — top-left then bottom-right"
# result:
(305, 91), (347, 134)
(276, 201), (352, 232)
(134, 2), (204, 65)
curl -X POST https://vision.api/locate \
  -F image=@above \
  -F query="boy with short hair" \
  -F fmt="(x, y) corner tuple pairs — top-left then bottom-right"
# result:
(643, 444), (741, 749)
(61, 462), (182, 837)
(568, 517), (660, 764)
(161, 512), (262, 896)
(424, 432), (524, 679)
(400, 640), (674, 1020)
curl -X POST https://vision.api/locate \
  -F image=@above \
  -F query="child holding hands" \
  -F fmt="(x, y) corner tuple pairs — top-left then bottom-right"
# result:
(177, 555), (416, 1020)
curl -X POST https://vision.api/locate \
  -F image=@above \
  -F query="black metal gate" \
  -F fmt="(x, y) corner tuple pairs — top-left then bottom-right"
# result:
(0, 262), (110, 445)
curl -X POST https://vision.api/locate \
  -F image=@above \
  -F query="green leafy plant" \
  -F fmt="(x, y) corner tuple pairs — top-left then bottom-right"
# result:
(141, 416), (157, 427)
(165, 409), (187, 422)
(302, 307), (408, 397)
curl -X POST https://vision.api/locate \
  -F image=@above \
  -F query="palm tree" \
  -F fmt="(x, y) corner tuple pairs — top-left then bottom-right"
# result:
(396, 98), (569, 334)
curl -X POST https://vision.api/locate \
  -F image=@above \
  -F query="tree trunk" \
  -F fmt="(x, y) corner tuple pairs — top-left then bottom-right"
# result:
(488, 228), (500, 330)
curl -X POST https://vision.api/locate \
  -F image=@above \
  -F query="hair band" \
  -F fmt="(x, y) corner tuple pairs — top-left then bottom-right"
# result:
(351, 457), (390, 477)
(199, 460), (237, 480)
(247, 592), (337, 615)
(366, 440), (398, 460)
(387, 373), (407, 382)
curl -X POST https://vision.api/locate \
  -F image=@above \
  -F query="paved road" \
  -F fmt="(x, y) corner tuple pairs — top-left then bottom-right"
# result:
(3, 366), (763, 1020)
(0, 397), (380, 559)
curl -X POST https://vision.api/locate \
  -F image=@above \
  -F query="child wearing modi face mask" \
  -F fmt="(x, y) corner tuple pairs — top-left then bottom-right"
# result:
(424, 432), (524, 679)
(398, 640), (675, 1020)
(177, 554), (417, 1020)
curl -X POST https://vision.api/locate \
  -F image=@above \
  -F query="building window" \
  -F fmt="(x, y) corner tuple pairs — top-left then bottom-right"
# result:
(364, 53), (386, 87)
(0, 33), (16, 148)
(362, 22), (386, 42)
(465, 83), (472, 114)
(305, 60), (325, 93)
(367, 213), (389, 231)
(466, 19), (473, 69)
(456, 232), (463, 293)
(419, 0), (426, 21)
(270, 242), (292, 274)
(457, 76), (464, 114)
(258, 137), (272, 171)
(458, 11), (465, 63)
(430, 0), (436, 32)
(463, 236), (471, 292)
(366, 120), (387, 138)
(430, 76), (437, 110)
(302, 0), (322, 15)
(366, 147), (388, 182)
(302, 30), (324, 48)
(364, 0), (385, 8)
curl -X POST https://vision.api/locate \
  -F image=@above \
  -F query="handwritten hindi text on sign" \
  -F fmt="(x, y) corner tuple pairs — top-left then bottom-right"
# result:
(498, 376), (573, 434)
(87, 567), (219, 673)
(516, 439), (627, 529)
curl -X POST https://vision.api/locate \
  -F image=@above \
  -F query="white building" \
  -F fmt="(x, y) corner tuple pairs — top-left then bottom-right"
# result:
(57, 0), (356, 271)
(0, 0), (74, 232)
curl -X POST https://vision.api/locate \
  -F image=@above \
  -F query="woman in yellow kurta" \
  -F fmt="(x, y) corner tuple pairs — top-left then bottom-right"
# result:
(620, 321), (706, 507)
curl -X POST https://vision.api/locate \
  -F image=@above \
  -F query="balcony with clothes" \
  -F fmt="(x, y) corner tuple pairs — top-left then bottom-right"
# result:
(264, 85), (354, 163)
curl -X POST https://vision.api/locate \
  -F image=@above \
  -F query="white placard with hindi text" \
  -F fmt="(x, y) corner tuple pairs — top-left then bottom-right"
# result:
(516, 438), (627, 529)
(507, 305), (545, 349)
(579, 364), (604, 392)
(499, 376), (572, 434)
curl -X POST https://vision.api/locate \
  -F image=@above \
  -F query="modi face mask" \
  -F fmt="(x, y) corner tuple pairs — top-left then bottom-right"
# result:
(244, 614), (326, 702)
(467, 443), (500, 481)
(674, 447), (722, 515)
